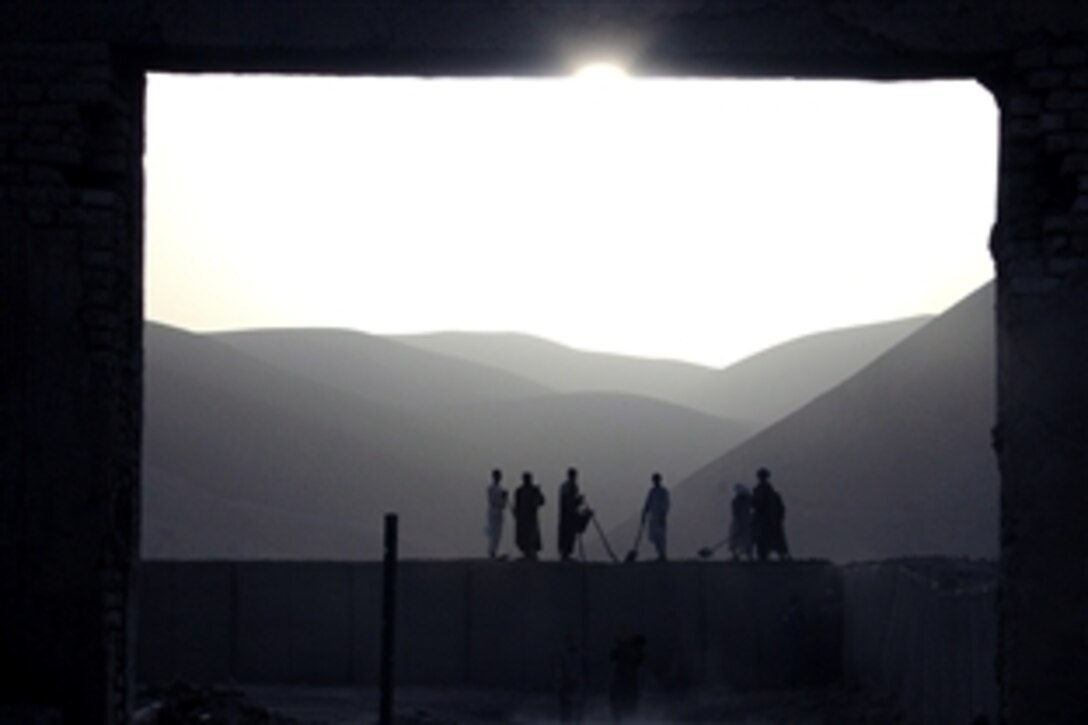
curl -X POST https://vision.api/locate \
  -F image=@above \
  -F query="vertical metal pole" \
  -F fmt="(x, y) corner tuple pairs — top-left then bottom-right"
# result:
(379, 513), (398, 725)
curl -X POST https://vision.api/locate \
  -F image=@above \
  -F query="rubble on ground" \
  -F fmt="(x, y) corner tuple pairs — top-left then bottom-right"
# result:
(136, 682), (299, 725)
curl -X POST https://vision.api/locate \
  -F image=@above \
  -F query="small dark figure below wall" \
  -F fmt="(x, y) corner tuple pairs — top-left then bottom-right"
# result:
(609, 633), (647, 723)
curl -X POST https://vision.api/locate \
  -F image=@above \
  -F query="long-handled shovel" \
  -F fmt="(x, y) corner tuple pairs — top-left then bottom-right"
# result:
(697, 536), (731, 559)
(589, 513), (621, 564)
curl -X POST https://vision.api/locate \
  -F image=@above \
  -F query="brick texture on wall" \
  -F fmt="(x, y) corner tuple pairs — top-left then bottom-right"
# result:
(0, 43), (143, 725)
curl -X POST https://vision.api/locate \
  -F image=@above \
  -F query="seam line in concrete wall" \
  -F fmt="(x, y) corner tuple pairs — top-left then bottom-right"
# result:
(464, 566), (472, 687)
(229, 562), (238, 682)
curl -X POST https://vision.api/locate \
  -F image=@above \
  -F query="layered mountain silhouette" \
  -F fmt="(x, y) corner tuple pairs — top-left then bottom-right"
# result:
(395, 332), (711, 409)
(143, 324), (480, 559)
(607, 282), (998, 562)
(144, 285), (991, 562)
(674, 317), (930, 425)
(214, 328), (551, 409)
(397, 317), (928, 427)
(143, 325), (750, 559)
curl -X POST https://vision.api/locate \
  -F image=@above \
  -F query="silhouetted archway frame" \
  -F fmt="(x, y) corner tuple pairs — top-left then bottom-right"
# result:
(1, 2), (1086, 724)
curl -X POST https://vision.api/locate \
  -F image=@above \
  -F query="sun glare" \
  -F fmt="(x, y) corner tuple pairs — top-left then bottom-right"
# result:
(574, 62), (629, 82)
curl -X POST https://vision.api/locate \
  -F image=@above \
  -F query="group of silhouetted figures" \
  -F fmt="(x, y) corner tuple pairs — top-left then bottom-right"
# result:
(726, 467), (790, 561)
(486, 465), (790, 562)
(487, 467), (670, 562)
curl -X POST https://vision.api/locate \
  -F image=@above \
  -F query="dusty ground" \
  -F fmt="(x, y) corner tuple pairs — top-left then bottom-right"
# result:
(242, 686), (903, 724)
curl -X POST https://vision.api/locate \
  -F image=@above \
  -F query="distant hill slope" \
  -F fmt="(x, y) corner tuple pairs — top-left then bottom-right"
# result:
(608, 283), (998, 563)
(214, 328), (553, 409)
(144, 465), (430, 559)
(394, 332), (712, 405)
(143, 324), (752, 560)
(396, 319), (929, 428)
(677, 317), (932, 425)
(143, 323), (483, 559)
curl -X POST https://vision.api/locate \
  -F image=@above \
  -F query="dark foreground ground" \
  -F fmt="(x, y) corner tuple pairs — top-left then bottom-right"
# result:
(237, 686), (902, 724)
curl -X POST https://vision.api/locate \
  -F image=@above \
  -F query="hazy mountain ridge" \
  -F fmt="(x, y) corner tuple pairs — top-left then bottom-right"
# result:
(143, 465), (429, 559)
(675, 316), (932, 425)
(606, 283), (998, 563)
(394, 331), (714, 406)
(214, 327), (554, 409)
(396, 318), (931, 427)
(144, 323), (486, 558)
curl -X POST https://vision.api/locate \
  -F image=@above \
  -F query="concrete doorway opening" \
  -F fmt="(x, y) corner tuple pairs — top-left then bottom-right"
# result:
(141, 73), (998, 563)
(138, 72), (1002, 722)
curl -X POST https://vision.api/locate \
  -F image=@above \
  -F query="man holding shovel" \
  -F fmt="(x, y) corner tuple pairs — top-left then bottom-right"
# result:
(640, 472), (670, 562)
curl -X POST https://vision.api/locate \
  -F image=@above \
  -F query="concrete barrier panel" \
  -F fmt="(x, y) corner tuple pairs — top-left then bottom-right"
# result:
(288, 563), (352, 683)
(585, 563), (705, 692)
(704, 562), (763, 690)
(235, 563), (295, 682)
(147, 556), (1040, 712)
(350, 564), (383, 685)
(842, 564), (898, 690)
(971, 594), (998, 722)
(397, 562), (470, 686)
(705, 562), (840, 690)
(468, 562), (585, 690)
(841, 561), (997, 725)
(137, 562), (234, 684)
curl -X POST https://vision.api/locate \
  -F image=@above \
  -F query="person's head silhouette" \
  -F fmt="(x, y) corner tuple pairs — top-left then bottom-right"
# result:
(652, 472), (663, 487)
(757, 467), (771, 483)
(491, 468), (502, 484)
(522, 471), (534, 486)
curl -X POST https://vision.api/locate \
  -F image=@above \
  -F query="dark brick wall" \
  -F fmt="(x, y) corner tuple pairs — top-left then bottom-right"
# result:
(0, 44), (143, 725)
(990, 43), (1088, 725)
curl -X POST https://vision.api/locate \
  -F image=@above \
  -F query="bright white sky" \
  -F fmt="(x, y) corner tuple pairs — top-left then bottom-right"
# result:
(146, 73), (997, 368)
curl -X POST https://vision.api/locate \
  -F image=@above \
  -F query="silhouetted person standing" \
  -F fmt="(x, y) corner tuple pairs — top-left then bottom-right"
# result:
(558, 467), (592, 561)
(751, 467), (789, 560)
(641, 472), (670, 561)
(514, 471), (545, 560)
(485, 468), (508, 559)
(609, 633), (646, 723)
(729, 483), (754, 560)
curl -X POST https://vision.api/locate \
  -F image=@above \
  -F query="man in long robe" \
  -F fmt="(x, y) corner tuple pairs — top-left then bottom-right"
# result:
(558, 467), (591, 561)
(485, 468), (508, 559)
(641, 472), (670, 561)
(751, 467), (789, 560)
(513, 471), (545, 560)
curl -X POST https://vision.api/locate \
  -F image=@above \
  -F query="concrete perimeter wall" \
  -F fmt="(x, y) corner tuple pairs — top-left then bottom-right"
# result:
(138, 560), (841, 692)
(842, 560), (997, 725)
